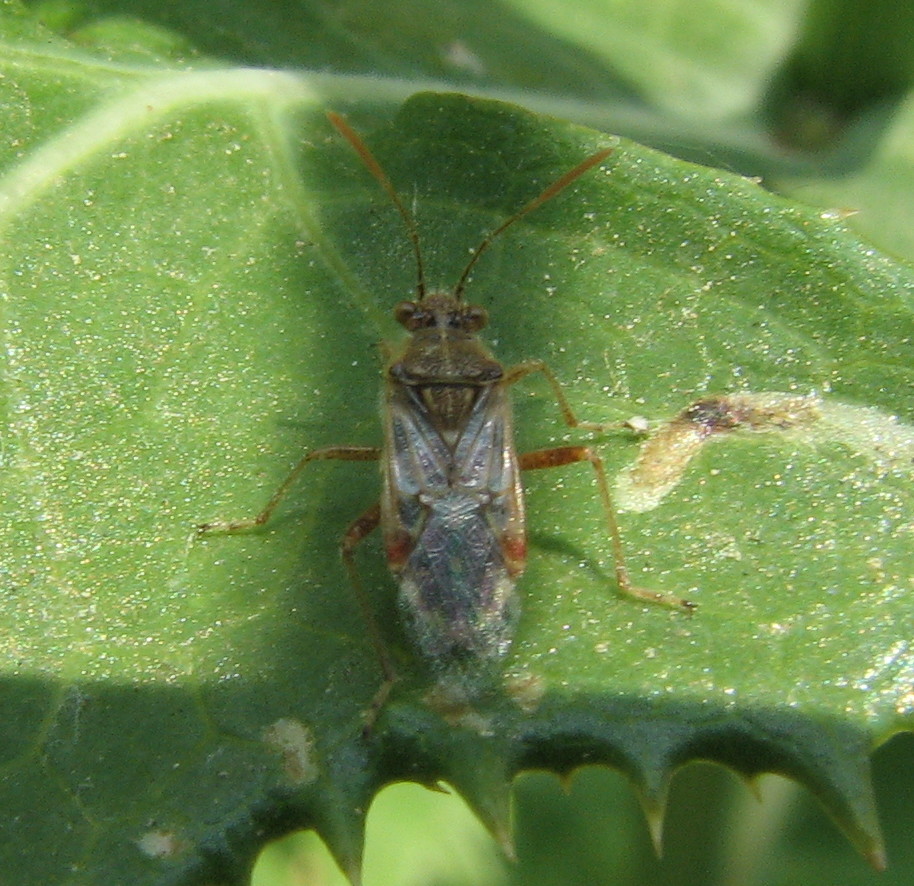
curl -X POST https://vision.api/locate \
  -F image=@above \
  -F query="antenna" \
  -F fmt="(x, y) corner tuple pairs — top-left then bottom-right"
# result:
(452, 146), (613, 301)
(329, 111), (613, 304)
(328, 112), (427, 301)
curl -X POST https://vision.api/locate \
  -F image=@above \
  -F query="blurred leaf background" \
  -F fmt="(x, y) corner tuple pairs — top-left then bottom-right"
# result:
(236, 0), (914, 882)
(3, 0), (914, 884)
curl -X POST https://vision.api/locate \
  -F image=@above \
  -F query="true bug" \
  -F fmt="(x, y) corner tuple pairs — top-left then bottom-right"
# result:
(197, 112), (692, 714)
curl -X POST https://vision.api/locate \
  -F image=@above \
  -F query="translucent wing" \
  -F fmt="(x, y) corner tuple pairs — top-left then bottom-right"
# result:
(381, 381), (525, 665)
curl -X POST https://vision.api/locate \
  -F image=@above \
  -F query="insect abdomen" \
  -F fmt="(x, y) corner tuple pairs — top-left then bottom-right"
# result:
(398, 491), (519, 669)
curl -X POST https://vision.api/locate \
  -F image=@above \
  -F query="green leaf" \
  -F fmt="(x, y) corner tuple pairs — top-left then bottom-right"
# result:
(773, 93), (914, 261)
(779, 0), (914, 117)
(26, 0), (806, 119)
(2, 7), (914, 885)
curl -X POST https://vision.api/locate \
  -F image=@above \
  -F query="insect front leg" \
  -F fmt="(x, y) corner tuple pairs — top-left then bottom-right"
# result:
(504, 359), (624, 433)
(519, 446), (694, 612)
(195, 446), (381, 535)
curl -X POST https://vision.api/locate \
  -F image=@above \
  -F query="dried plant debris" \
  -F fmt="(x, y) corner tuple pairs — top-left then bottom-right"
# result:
(616, 392), (914, 512)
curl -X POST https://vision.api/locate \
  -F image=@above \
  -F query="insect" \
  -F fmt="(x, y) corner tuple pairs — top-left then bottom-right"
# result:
(197, 111), (692, 715)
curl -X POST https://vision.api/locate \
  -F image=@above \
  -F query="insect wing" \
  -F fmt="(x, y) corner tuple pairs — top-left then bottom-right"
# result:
(381, 382), (525, 662)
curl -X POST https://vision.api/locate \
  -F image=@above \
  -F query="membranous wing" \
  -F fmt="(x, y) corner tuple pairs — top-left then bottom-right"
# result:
(381, 381), (525, 665)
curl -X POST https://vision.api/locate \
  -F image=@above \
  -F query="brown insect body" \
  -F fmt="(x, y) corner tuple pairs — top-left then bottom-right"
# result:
(382, 293), (524, 668)
(197, 112), (691, 720)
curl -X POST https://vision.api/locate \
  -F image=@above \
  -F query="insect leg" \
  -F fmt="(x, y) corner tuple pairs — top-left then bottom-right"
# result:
(197, 448), (396, 728)
(341, 502), (399, 731)
(519, 446), (694, 612)
(196, 446), (381, 535)
(504, 360), (619, 432)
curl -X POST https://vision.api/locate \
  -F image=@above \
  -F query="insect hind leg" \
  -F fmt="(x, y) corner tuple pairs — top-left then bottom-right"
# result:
(340, 502), (400, 732)
(194, 444), (396, 730)
(520, 446), (694, 612)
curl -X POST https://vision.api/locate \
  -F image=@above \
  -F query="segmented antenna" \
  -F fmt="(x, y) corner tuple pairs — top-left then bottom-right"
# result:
(328, 111), (613, 304)
(452, 146), (614, 301)
(327, 111), (427, 301)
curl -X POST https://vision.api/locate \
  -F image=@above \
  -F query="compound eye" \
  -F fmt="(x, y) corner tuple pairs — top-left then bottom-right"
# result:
(394, 301), (419, 328)
(464, 305), (488, 331)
